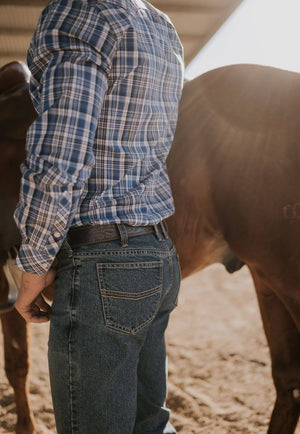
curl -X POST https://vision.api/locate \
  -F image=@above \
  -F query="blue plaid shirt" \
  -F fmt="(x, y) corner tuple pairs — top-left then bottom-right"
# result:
(14, 0), (184, 274)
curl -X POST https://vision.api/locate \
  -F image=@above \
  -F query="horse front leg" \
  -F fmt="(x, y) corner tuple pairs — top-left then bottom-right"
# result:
(1, 309), (35, 434)
(250, 269), (300, 433)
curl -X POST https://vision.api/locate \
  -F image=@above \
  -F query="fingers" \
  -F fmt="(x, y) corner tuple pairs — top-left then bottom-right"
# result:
(15, 269), (55, 323)
(15, 305), (50, 323)
(35, 294), (51, 313)
(24, 310), (50, 323)
(15, 294), (51, 323)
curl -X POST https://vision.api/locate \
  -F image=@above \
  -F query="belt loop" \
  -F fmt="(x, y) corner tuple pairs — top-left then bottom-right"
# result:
(153, 223), (163, 241)
(63, 236), (73, 258)
(116, 223), (128, 247)
(160, 220), (168, 239)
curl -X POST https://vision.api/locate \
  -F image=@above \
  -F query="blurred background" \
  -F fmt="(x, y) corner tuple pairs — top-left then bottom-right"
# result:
(0, 0), (241, 69)
(1, 0), (300, 78)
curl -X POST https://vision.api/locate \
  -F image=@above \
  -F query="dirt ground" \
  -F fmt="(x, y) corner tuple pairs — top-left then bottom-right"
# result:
(0, 264), (299, 433)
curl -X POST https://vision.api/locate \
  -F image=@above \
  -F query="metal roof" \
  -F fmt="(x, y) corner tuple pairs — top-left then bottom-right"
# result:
(0, 0), (242, 68)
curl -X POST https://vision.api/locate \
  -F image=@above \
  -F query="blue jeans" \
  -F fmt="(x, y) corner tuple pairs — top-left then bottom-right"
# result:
(48, 225), (181, 434)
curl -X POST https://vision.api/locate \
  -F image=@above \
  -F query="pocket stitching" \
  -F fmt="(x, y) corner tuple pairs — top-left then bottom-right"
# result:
(101, 285), (161, 300)
(96, 260), (163, 334)
(97, 261), (163, 269)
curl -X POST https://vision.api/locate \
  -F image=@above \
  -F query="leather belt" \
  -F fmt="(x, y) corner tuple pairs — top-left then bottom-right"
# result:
(67, 223), (164, 248)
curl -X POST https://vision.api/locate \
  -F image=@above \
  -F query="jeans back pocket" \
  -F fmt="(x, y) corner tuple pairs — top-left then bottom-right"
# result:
(96, 260), (163, 334)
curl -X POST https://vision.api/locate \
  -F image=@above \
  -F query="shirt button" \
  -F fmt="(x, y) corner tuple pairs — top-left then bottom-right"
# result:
(53, 231), (61, 240)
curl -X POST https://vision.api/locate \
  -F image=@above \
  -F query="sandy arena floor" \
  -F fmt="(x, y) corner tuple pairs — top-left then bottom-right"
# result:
(0, 264), (299, 433)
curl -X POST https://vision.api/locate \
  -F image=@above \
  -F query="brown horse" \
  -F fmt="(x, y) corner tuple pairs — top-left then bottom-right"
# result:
(0, 61), (300, 433)
(167, 64), (300, 433)
(0, 61), (37, 434)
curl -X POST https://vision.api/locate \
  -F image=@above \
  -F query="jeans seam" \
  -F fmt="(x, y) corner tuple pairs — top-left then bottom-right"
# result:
(163, 252), (174, 300)
(68, 256), (77, 434)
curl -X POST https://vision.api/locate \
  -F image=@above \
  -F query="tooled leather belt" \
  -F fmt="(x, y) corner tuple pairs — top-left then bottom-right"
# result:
(67, 222), (164, 248)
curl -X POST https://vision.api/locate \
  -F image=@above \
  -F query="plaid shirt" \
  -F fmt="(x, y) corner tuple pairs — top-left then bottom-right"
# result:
(14, 0), (184, 274)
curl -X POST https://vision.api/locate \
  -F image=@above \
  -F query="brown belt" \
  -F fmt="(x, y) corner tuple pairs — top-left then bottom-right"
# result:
(67, 222), (165, 248)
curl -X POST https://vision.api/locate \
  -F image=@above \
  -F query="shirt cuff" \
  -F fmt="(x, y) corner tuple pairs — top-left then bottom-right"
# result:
(14, 242), (58, 275)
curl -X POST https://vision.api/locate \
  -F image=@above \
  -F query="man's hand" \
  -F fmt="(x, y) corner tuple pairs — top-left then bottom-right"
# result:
(14, 269), (55, 323)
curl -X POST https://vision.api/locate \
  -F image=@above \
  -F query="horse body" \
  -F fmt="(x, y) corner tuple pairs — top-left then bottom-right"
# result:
(1, 61), (300, 433)
(167, 64), (300, 433)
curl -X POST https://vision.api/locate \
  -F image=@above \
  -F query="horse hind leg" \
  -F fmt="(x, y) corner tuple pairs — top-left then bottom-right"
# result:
(251, 269), (300, 433)
(1, 308), (35, 434)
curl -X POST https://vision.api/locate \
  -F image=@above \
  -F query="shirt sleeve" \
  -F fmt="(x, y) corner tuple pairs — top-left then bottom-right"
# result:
(14, 2), (118, 274)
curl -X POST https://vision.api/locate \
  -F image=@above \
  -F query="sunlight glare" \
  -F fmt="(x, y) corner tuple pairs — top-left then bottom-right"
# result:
(185, 0), (300, 79)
